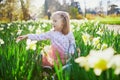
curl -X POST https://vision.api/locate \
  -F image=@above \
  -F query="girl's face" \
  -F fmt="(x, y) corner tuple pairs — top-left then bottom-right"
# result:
(52, 14), (64, 32)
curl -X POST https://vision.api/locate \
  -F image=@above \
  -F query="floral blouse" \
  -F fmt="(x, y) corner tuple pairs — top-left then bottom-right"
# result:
(27, 30), (76, 54)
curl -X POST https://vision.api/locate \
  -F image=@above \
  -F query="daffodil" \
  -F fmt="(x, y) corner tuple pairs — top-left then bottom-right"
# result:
(75, 47), (114, 76)
(75, 57), (90, 71)
(17, 29), (22, 35)
(70, 24), (75, 32)
(107, 54), (120, 75)
(42, 23), (47, 28)
(94, 21), (100, 27)
(82, 32), (91, 45)
(92, 37), (100, 48)
(43, 45), (51, 53)
(96, 43), (101, 49)
(26, 39), (37, 50)
(96, 28), (104, 36)
(76, 26), (80, 31)
(101, 43), (108, 50)
(28, 25), (35, 32)
(7, 23), (11, 26)
(0, 28), (4, 31)
(88, 47), (114, 75)
(35, 28), (44, 34)
(0, 38), (4, 46)
(41, 45), (51, 56)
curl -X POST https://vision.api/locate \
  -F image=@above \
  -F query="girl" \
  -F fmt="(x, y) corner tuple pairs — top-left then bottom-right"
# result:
(16, 11), (76, 67)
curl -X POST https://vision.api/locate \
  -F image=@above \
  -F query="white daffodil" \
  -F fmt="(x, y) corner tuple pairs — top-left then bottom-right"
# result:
(92, 37), (100, 47)
(28, 25), (35, 32)
(75, 57), (90, 71)
(7, 23), (11, 26)
(84, 18), (88, 22)
(17, 29), (22, 35)
(70, 24), (75, 32)
(75, 47), (114, 76)
(82, 32), (91, 45)
(10, 32), (14, 36)
(0, 28), (4, 31)
(42, 23), (47, 28)
(101, 43), (108, 50)
(107, 54), (120, 75)
(41, 45), (51, 56)
(76, 26), (80, 31)
(35, 28), (43, 34)
(7, 26), (10, 29)
(88, 47), (114, 75)
(96, 28), (104, 36)
(0, 38), (4, 46)
(43, 45), (51, 53)
(26, 39), (37, 50)
(96, 43), (101, 49)
(94, 21), (100, 27)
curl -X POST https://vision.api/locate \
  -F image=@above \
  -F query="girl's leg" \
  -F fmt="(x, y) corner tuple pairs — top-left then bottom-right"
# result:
(42, 55), (54, 67)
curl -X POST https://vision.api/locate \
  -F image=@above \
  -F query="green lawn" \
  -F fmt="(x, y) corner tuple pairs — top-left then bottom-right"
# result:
(94, 16), (120, 25)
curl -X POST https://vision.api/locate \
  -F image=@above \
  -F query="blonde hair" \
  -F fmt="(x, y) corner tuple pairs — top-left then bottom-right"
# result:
(51, 11), (70, 35)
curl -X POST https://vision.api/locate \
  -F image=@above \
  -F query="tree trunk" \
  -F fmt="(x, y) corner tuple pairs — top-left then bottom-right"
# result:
(20, 0), (30, 21)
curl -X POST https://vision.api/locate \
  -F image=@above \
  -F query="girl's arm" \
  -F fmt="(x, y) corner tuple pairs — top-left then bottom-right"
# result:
(27, 31), (52, 40)
(68, 32), (76, 54)
(16, 31), (53, 41)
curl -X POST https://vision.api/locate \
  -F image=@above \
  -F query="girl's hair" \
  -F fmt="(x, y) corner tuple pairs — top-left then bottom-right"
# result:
(51, 11), (70, 35)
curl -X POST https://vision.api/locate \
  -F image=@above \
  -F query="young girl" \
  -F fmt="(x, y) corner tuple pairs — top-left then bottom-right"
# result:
(16, 11), (76, 67)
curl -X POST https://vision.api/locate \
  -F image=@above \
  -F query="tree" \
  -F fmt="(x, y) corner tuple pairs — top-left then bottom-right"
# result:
(0, 0), (3, 2)
(0, 0), (15, 21)
(20, 0), (30, 21)
(44, 0), (69, 15)
(108, 4), (118, 14)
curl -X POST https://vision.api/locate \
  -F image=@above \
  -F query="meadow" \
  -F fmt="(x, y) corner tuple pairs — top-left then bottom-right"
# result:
(0, 20), (120, 80)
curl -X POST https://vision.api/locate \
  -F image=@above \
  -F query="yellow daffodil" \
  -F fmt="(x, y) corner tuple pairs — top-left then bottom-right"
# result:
(101, 43), (108, 50)
(75, 47), (114, 76)
(92, 37), (100, 47)
(96, 43), (101, 49)
(26, 39), (37, 50)
(82, 32), (91, 45)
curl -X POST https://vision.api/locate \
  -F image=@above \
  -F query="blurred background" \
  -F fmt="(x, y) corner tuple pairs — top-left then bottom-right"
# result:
(0, 0), (120, 22)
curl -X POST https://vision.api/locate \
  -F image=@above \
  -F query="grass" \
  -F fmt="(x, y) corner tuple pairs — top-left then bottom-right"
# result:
(94, 16), (120, 25)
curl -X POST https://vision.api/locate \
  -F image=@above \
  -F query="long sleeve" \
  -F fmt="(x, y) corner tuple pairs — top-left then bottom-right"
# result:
(27, 31), (53, 41)
(68, 32), (76, 54)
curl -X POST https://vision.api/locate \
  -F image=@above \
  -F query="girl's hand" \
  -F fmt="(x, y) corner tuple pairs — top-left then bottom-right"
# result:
(16, 35), (28, 43)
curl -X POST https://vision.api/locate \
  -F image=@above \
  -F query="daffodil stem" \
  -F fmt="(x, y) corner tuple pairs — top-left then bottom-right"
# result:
(106, 70), (110, 80)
